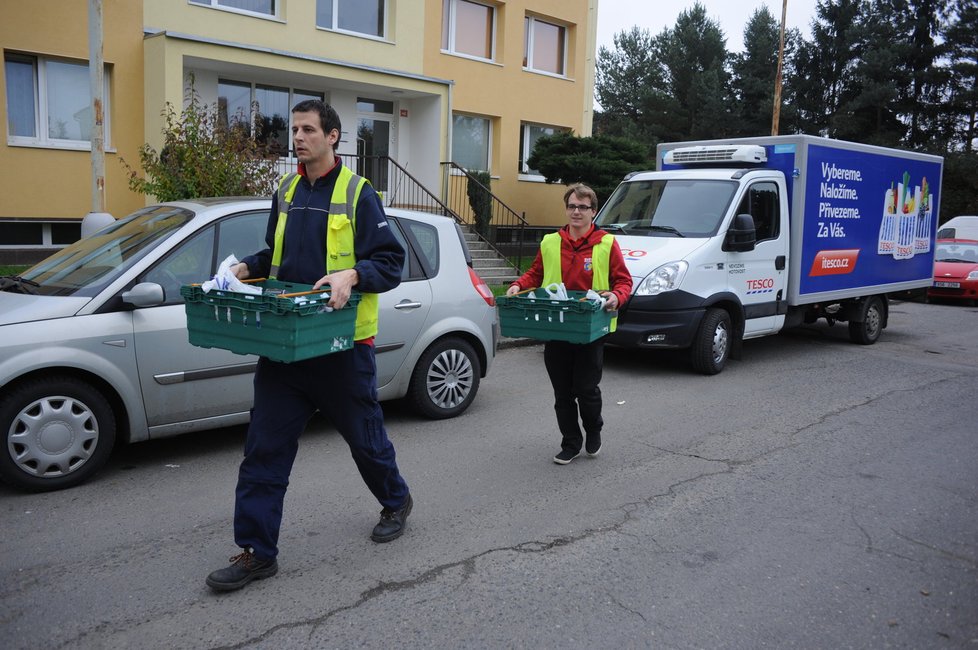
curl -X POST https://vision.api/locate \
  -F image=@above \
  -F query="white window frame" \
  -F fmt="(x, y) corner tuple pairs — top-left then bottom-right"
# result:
(5, 53), (111, 151)
(187, 0), (279, 20)
(316, 0), (388, 40)
(518, 122), (567, 180)
(442, 0), (497, 63)
(451, 113), (492, 173)
(524, 15), (568, 78)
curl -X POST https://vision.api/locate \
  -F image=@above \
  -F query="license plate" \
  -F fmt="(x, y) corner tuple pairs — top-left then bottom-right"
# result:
(934, 281), (960, 288)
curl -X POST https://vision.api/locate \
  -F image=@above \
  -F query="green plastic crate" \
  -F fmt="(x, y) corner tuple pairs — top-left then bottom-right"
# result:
(496, 290), (613, 344)
(180, 280), (361, 363)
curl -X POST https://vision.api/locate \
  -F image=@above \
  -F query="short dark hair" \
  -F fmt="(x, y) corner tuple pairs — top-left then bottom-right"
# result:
(564, 183), (598, 211)
(292, 99), (341, 151)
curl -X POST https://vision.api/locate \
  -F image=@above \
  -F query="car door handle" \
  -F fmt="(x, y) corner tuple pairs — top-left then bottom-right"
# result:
(394, 299), (423, 310)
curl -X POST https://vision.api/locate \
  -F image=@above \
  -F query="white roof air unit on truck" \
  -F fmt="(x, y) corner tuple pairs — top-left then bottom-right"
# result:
(664, 144), (767, 166)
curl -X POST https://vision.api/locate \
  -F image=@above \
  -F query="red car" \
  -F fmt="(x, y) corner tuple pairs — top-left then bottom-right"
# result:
(928, 238), (978, 304)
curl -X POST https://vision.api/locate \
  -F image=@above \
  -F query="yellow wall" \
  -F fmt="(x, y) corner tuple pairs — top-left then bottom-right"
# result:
(143, 0), (426, 76)
(0, 0), (144, 221)
(424, 0), (597, 227)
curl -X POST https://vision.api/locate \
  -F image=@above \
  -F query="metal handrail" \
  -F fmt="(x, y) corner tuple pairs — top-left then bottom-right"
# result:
(440, 162), (528, 271)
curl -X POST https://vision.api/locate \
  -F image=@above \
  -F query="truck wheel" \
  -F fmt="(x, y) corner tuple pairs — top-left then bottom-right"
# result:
(848, 296), (884, 345)
(0, 376), (117, 492)
(408, 337), (481, 419)
(690, 308), (731, 375)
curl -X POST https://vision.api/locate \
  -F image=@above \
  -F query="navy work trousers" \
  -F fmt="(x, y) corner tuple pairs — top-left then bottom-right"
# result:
(543, 338), (604, 453)
(233, 344), (409, 559)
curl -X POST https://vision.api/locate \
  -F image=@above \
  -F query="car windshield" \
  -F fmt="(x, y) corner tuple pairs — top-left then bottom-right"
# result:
(935, 241), (978, 263)
(2, 206), (194, 297)
(594, 179), (738, 238)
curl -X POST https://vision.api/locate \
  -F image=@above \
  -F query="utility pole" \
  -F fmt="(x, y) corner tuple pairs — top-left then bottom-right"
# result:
(771, 0), (788, 136)
(83, 0), (113, 236)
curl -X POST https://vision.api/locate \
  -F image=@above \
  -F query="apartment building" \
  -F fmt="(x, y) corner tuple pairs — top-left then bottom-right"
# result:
(1, 1), (597, 261)
(0, 0), (145, 263)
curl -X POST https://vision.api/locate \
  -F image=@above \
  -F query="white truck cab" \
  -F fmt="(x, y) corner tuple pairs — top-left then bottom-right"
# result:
(594, 136), (942, 374)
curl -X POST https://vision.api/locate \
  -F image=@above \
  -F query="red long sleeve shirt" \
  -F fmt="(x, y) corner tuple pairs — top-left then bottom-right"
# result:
(511, 224), (633, 307)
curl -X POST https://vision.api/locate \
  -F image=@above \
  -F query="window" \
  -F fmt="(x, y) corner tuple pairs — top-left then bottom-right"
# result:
(524, 16), (566, 76)
(452, 114), (490, 172)
(735, 182), (780, 242)
(317, 0), (386, 38)
(519, 123), (566, 176)
(217, 80), (323, 157)
(5, 53), (110, 148)
(188, 0), (276, 17)
(442, 0), (495, 61)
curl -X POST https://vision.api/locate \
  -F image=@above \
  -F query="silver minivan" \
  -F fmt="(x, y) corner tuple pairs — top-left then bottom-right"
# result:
(0, 199), (498, 492)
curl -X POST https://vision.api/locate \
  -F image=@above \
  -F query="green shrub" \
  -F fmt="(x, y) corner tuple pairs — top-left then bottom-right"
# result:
(122, 79), (280, 201)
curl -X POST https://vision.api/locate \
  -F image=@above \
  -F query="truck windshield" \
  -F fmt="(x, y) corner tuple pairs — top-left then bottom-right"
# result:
(4, 206), (194, 297)
(595, 179), (738, 238)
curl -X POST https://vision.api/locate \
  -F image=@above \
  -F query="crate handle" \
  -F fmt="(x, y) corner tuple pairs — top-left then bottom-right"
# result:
(277, 285), (332, 299)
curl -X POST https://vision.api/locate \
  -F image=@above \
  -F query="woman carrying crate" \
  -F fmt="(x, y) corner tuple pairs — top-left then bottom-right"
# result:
(506, 184), (632, 465)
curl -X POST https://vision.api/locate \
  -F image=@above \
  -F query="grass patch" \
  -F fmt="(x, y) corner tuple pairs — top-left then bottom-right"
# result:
(0, 264), (30, 276)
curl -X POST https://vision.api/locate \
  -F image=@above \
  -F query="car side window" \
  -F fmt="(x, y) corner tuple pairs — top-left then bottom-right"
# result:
(398, 218), (440, 276)
(142, 227), (215, 305)
(216, 211), (269, 265)
(735, 182), (780, 242)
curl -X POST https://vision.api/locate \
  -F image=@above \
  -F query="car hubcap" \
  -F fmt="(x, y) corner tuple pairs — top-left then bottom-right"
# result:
(8, 396), (98, 478)
(713, 323), (729, 364)
(426, 348), (474, 409)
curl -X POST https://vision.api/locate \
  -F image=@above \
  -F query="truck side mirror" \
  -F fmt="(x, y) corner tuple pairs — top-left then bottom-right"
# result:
(724, 214), (756, 252)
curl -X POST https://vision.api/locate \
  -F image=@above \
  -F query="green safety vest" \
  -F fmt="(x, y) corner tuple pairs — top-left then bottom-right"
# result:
(540, 231), (617, 333)
(270, 166), (379, 340)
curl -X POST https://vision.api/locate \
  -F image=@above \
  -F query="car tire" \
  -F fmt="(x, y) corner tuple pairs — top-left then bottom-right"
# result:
(690, 308), (731, 375)
(407, 337), (481, 419)
(0, 376), (117, 492)
(848, 296), (884, 345)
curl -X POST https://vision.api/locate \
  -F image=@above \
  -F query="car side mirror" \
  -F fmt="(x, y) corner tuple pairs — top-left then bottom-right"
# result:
(724, 213), (756, 252)
(121, 282), (165, 307)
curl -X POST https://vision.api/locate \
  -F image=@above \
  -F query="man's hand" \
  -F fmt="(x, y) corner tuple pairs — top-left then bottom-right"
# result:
(231, 262), (250, 280)
(599, 291), (619, 311)
(314, 268), (359, 309)
(505, 285), (522, 296)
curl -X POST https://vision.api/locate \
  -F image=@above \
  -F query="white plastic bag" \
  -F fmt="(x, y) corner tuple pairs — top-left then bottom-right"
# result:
(543, 282), (569, 300)
(201, 254), (262, 295)
(585, 289), (607, 310)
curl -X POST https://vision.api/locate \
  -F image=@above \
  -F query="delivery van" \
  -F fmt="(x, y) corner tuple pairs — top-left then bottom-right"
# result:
(594, 135), (943, 374)
(936, 215), (978, 240)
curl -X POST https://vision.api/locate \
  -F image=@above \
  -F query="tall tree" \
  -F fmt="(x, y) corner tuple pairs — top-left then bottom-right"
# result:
(594, 27), (663, 149)
(792, 0), (863, 137)
(730, 6), (780, 137)
(656, 2), (732, 139)
(944, 0), (978, 151)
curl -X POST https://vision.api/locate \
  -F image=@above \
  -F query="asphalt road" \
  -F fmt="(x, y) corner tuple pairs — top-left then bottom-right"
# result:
(1, 299), (976, 649)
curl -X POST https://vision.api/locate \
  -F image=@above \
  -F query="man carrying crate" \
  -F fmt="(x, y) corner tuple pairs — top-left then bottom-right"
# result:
(206, 100), (412, 593)
(506, 184), (632, 465)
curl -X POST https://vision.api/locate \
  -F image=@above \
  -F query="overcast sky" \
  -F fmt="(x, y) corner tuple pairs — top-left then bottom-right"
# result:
(596, 0), (818, 54)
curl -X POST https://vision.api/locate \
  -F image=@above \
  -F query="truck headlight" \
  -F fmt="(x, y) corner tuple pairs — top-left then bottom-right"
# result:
(636, 261), (688, 295)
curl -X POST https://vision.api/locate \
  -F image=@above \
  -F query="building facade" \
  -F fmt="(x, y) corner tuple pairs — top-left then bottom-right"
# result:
(1, 0), (597, 261)
(0, 0), (145, 263)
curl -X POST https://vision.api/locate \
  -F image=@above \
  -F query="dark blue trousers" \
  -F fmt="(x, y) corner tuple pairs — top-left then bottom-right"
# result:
(543, 338), (604, 453)
(233, 344), (409, 559)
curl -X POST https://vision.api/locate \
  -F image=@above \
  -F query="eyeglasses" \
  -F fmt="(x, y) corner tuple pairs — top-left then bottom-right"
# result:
(566, 203), (593, 212)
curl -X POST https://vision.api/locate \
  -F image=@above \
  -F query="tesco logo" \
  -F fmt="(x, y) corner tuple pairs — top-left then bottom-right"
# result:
(747, 278), (774, 290)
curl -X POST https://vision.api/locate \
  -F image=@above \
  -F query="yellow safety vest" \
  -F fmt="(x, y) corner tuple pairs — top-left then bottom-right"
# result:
(540, 231), (617, 333)
(270, 166), (379, 340)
